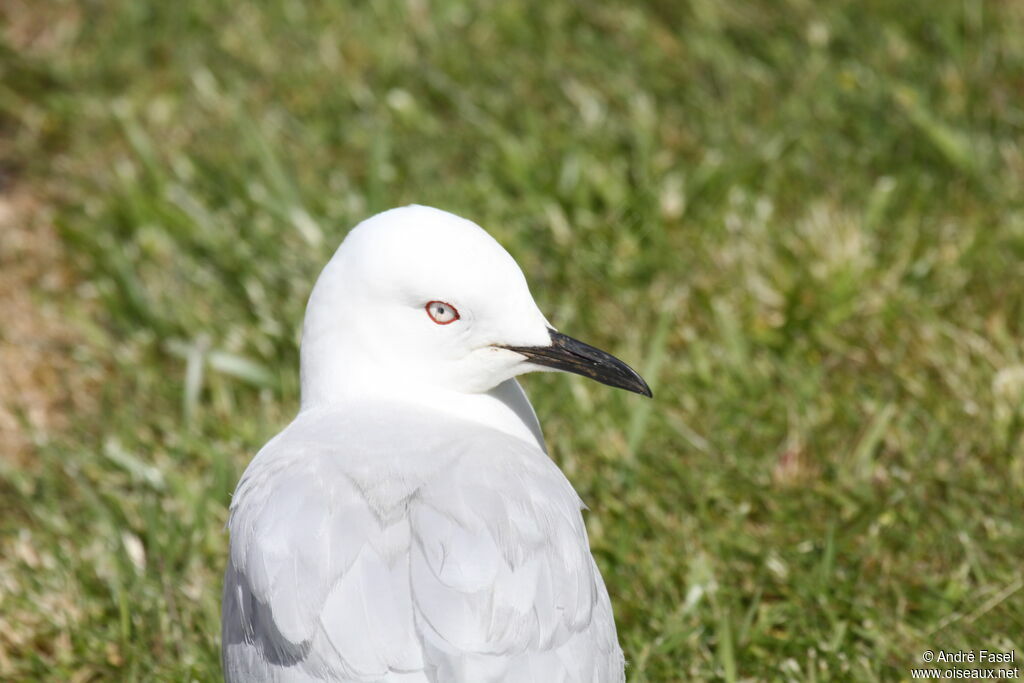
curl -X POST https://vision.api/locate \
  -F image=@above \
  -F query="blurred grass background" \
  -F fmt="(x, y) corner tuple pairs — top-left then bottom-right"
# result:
(2, 0), (1023, 680)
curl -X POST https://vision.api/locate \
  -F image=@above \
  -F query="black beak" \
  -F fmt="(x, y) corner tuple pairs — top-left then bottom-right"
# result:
(502, 329), (652, 397)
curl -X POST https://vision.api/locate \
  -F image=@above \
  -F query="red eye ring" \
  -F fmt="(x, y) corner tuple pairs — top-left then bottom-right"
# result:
(425, 300), (460, 325)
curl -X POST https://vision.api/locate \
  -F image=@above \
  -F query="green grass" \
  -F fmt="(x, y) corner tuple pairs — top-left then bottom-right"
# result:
(3, 0), (1024, 680)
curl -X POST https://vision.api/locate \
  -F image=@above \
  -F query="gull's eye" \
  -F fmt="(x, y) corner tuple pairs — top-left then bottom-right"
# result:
(425, 300), (460, 325)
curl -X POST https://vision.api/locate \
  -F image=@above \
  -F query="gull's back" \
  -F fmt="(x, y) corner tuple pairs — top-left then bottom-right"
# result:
(221, 398), (625, 682)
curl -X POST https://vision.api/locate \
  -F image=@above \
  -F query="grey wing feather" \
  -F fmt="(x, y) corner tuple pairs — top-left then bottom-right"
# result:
(222, 408), (624, 682)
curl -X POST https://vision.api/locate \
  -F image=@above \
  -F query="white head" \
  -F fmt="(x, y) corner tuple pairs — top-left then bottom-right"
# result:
(299, 205), (649, 408)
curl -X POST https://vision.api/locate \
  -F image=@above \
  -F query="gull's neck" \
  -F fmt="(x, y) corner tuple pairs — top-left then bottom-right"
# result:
(299, 378), (547, 453)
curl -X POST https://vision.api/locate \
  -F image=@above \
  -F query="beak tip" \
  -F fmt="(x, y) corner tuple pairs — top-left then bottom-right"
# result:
(628, 374), (653, 398)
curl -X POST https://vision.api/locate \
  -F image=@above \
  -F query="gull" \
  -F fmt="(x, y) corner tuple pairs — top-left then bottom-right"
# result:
(221, 205), (651, 682)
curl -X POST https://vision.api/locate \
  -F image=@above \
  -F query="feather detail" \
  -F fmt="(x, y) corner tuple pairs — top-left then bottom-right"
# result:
(222, 404), (624, 682)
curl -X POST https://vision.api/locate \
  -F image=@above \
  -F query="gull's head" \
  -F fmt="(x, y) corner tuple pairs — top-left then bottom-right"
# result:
(300, 205), (650, 407)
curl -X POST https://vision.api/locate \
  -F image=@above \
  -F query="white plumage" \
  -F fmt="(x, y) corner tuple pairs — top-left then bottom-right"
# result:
(222, 206), (649, 682)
